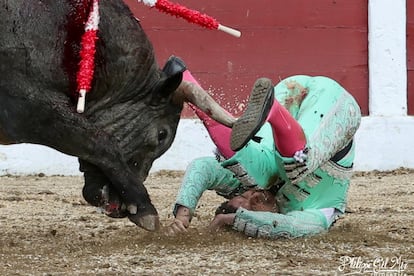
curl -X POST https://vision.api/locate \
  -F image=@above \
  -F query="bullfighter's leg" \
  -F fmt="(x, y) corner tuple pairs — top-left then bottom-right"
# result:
(0, 80), (159, 231)
(229, 76), (361, 183)
(230, 78), (306, 155)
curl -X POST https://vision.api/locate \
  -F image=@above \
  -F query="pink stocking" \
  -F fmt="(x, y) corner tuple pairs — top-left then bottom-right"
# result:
(267, 100), (306, 157)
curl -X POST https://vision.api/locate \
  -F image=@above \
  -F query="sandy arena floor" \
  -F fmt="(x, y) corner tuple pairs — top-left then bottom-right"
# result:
(0, 169), (413, 275)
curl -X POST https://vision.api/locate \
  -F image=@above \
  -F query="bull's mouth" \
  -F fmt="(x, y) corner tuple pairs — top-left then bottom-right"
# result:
(82, 177), (129, 218)
(100, 185), (128, 218)
(98, 185), (160, 231)
(87, 183), (160, 231)
(80, 161), (160, 231)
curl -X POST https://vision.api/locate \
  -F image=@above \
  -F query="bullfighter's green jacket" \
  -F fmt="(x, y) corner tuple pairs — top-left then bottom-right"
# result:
(174, 75), (361, 238)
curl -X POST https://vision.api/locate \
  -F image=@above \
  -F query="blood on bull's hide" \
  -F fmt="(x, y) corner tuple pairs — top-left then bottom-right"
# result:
(0, 0), (186, 231)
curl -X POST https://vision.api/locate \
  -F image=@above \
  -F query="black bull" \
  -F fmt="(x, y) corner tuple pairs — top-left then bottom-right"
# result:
(0, 0), (187, 231)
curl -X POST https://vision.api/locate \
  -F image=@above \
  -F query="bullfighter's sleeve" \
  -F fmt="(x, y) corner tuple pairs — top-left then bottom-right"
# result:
(173, 156), (241, 215)
(232, 208), (329, 239)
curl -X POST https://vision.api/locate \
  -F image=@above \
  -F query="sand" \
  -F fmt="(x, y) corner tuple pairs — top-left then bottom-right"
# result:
(0, 169), (413, 275)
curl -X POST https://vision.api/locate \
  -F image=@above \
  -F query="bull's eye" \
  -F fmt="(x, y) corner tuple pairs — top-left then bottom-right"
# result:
(158, 129), (168, 143)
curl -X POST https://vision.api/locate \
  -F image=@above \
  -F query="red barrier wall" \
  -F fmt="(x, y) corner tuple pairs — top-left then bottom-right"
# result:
(125, 0), (369, 116)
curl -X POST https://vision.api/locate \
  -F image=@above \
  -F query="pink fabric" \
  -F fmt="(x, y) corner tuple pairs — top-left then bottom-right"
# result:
(185, 69), (305, 158)
(267, 100), (306, 157)
(184, 70), (235, 158)
(183, 70), (201, 86)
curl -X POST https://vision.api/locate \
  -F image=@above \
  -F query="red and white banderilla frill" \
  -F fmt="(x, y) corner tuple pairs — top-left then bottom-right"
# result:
(76, 0), (100, 113)
(137, 0), (241, 37)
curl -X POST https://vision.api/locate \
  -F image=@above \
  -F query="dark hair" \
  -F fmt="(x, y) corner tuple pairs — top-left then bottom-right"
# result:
(215, 201), (238, 215)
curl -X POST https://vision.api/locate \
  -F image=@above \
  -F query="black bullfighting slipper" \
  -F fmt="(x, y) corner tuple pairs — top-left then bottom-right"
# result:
(230, 78), (274, 151)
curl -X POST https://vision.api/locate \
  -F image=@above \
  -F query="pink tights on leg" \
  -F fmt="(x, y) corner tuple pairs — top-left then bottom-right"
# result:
(190, 105), (235, 158)
(267, 100), (306, 157)
(183, 70), (305, 158)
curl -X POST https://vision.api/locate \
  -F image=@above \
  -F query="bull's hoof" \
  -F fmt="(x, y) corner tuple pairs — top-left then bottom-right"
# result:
(128, 213), (160, 231)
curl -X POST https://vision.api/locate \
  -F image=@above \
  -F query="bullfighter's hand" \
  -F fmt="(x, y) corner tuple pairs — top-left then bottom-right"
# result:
(208, 213), (236, 232)
(165, 206), (191, 236)
(165, 217), (189, 236)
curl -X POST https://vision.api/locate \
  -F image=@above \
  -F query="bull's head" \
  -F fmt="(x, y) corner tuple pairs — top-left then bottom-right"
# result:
(79, 56), (187, 230)
(0, 0), (209, 232)
(68, 0), (236, 231)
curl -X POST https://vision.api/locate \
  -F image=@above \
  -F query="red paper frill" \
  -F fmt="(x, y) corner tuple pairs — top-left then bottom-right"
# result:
(77, 30), (98, 92)
(155, 0), (219, 30)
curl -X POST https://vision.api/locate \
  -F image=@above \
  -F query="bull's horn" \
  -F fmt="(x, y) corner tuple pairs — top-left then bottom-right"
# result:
(174, 81), (236, 127)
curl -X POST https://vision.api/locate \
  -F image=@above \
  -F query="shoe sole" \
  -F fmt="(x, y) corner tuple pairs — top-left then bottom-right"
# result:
(230, 78), (274, 151)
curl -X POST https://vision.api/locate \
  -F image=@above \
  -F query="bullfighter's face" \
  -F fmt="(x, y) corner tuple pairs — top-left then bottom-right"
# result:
(228, 189), (278, 212)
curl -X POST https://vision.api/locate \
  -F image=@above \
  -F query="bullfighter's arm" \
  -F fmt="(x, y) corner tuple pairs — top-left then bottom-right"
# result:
(167, 156), (241, 234)
(173, 156), (241, 216)
(231, 208), (329, 239)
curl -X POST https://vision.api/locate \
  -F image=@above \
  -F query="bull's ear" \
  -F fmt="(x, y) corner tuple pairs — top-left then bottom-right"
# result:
(162, 55), (186, 77)
(150, 56), (186, 105)
(150, 71), (183, 106)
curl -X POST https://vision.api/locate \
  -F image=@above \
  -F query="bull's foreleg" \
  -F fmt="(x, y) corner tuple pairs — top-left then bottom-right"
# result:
(0, 84), (159, 231)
